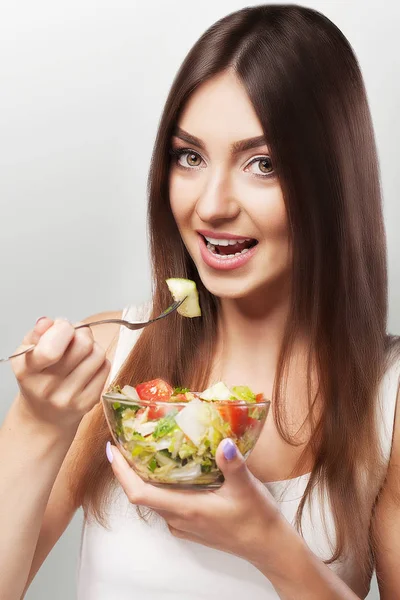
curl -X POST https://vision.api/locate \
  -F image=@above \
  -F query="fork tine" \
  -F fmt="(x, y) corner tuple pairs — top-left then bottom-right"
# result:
(159, 299), (184, 316)
(122, 298), (186, 330)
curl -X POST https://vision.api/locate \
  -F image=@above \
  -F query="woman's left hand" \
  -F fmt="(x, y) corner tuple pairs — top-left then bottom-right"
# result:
(107, 438), (282, 565)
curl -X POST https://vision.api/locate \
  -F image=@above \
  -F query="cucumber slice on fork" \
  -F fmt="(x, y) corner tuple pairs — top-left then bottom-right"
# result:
(166, 278), (201, 318)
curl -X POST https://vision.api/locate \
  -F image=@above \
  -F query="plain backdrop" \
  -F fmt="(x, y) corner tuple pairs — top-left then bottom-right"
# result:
(0, 1), (398, 598)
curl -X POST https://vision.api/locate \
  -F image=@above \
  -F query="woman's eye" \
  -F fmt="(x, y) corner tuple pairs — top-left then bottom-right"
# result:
(183, 152), (202, 167)
(171, 149), (205, 169)
(245, 156), (274, 177)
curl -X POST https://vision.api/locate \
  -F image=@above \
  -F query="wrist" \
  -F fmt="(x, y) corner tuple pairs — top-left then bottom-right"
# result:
(10, 394), (79, 446)
(251, 517), (360, 599)
(251, 512), (308, 580)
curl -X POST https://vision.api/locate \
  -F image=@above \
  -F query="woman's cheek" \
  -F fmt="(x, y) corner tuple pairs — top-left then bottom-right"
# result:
(250, 185), (291, 271)
(267, 190), (291, 274)
(243, 181), (288, 237)
(169, 172), (196, 225)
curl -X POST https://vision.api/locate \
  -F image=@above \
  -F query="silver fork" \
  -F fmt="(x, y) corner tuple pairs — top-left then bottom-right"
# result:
(1, 298), (186, 363)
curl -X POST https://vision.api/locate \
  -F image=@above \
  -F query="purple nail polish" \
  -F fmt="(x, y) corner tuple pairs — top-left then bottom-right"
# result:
(222, 438), (237, 461)
(106, 441), (114, 463)
(35, 316), (46, 325)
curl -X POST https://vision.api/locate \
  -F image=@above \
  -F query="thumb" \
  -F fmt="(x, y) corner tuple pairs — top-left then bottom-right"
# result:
(216, 438), (250, 489)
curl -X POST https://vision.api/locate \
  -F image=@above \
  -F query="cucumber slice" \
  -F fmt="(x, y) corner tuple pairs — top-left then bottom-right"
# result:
(166, 278), (201, 318)
(199, 381), (232, 401)
(121, 385), (140, 401)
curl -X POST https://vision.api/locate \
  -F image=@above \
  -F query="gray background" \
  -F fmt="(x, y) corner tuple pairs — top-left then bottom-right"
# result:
(0, 1), (398, 598)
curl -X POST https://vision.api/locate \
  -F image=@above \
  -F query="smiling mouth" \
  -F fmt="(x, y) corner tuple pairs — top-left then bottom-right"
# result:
(201, 234), (258, 258)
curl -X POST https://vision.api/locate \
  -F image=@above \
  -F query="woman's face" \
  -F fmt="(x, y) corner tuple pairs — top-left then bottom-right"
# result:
(169, 69), (291, 300)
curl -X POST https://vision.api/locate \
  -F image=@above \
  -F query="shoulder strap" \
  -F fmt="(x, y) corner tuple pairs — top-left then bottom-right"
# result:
(108, 302), (152, 382)
(377, 349), (400, 463)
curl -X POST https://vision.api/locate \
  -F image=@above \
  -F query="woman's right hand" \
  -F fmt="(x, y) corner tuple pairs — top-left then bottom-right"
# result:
(10, 316), (111, 432)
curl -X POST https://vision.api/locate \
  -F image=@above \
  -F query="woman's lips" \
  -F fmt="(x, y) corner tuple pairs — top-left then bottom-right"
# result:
(197, 229), (254, 241)
(198, 234), (258, 271)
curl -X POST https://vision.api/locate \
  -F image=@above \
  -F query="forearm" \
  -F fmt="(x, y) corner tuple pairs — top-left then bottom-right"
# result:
(0, 396), (77, 599)
(253, 516), (361, 600)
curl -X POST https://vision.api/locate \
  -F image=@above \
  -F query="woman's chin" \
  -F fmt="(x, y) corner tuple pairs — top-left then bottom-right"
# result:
(198, 273), (260, 301)
(196, 262), (291, 303)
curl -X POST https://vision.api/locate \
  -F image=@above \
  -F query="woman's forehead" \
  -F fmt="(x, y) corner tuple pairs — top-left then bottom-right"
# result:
(176, 71), (265, 148)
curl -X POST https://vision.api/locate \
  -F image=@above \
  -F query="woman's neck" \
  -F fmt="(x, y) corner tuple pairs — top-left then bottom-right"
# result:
(208, 282), (318, 444)
(211, 280), (298, 391)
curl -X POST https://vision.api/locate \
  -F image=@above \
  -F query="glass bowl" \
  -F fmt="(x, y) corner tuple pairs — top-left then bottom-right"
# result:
(102, 392), (270, 489)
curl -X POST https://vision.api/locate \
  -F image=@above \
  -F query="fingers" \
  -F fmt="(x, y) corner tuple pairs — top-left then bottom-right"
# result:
(152, 508), (212, 545)
(11, 318), (68, 377)
(20, 317), (54, 346)
(153, 511), (197, 538)
(10, 315), (112, 429)
(59, 358), (112, 415)
(167, 524), (187, 539)
(107, 444), (202, 514)
(62, 341), (108, 396)
(30, 317), (54, 344)
(45, 323), (95, 378)
(13, 319), (97, 379)
(72, 354), (111, 411)
(11, 317), (54, 364)
(215, 439), (250, 491)
(23, 319), (76, 372)
(166, 524), (202, 543)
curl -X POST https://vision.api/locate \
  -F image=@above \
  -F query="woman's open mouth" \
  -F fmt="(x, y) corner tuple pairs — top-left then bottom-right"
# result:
(197, 232), (259, 271)
(203, 235), (258, 258)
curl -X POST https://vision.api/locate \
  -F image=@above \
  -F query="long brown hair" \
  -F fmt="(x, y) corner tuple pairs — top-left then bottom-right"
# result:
(72, 4), (396, 578)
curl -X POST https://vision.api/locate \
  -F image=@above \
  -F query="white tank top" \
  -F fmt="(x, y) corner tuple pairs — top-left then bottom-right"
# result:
(77, 303), (400, 599)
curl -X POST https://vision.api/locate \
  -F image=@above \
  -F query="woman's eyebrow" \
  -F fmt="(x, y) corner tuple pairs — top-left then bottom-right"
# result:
(172, 126), (268, 154)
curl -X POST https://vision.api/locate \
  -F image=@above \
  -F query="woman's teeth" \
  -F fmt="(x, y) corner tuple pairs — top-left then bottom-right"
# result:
(202, 235), (256, 259)
(205, 241), (251, 258)
(204, 236), (252, 246)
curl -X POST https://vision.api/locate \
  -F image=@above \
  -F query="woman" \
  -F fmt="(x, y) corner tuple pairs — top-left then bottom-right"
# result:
(1, 4), (399, 599)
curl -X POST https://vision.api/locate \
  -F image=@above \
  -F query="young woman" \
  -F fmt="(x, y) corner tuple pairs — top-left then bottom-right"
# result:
(1, 5), (399, 599)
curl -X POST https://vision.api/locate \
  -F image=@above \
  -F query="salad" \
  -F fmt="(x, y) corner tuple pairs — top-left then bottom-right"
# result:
(102, 379), (269, 488)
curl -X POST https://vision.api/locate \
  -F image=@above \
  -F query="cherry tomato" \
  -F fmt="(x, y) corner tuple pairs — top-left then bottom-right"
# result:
(218, 404), (249, 438)
(146, 391), (189, 420)
(135, 378), (173, 401)
(247, 416), (261, 430)
(147, 405), (169, 420)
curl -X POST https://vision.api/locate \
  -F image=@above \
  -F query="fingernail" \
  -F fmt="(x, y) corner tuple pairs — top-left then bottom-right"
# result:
(106, 441), (114, 463)
(222, 438), (237, 461)
(35, 316), (47, 325)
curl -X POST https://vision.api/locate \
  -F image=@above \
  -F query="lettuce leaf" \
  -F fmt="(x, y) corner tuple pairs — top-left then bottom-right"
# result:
(231, 386), (256, 403)
(153, 411), (178, 440)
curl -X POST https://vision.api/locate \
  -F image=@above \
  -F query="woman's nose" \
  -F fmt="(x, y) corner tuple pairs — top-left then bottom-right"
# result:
(195, 172), (240, 224)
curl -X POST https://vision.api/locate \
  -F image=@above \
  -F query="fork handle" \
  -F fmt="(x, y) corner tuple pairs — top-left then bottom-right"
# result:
(74, 319), (129, 329)
(5, 345), (36, 360)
